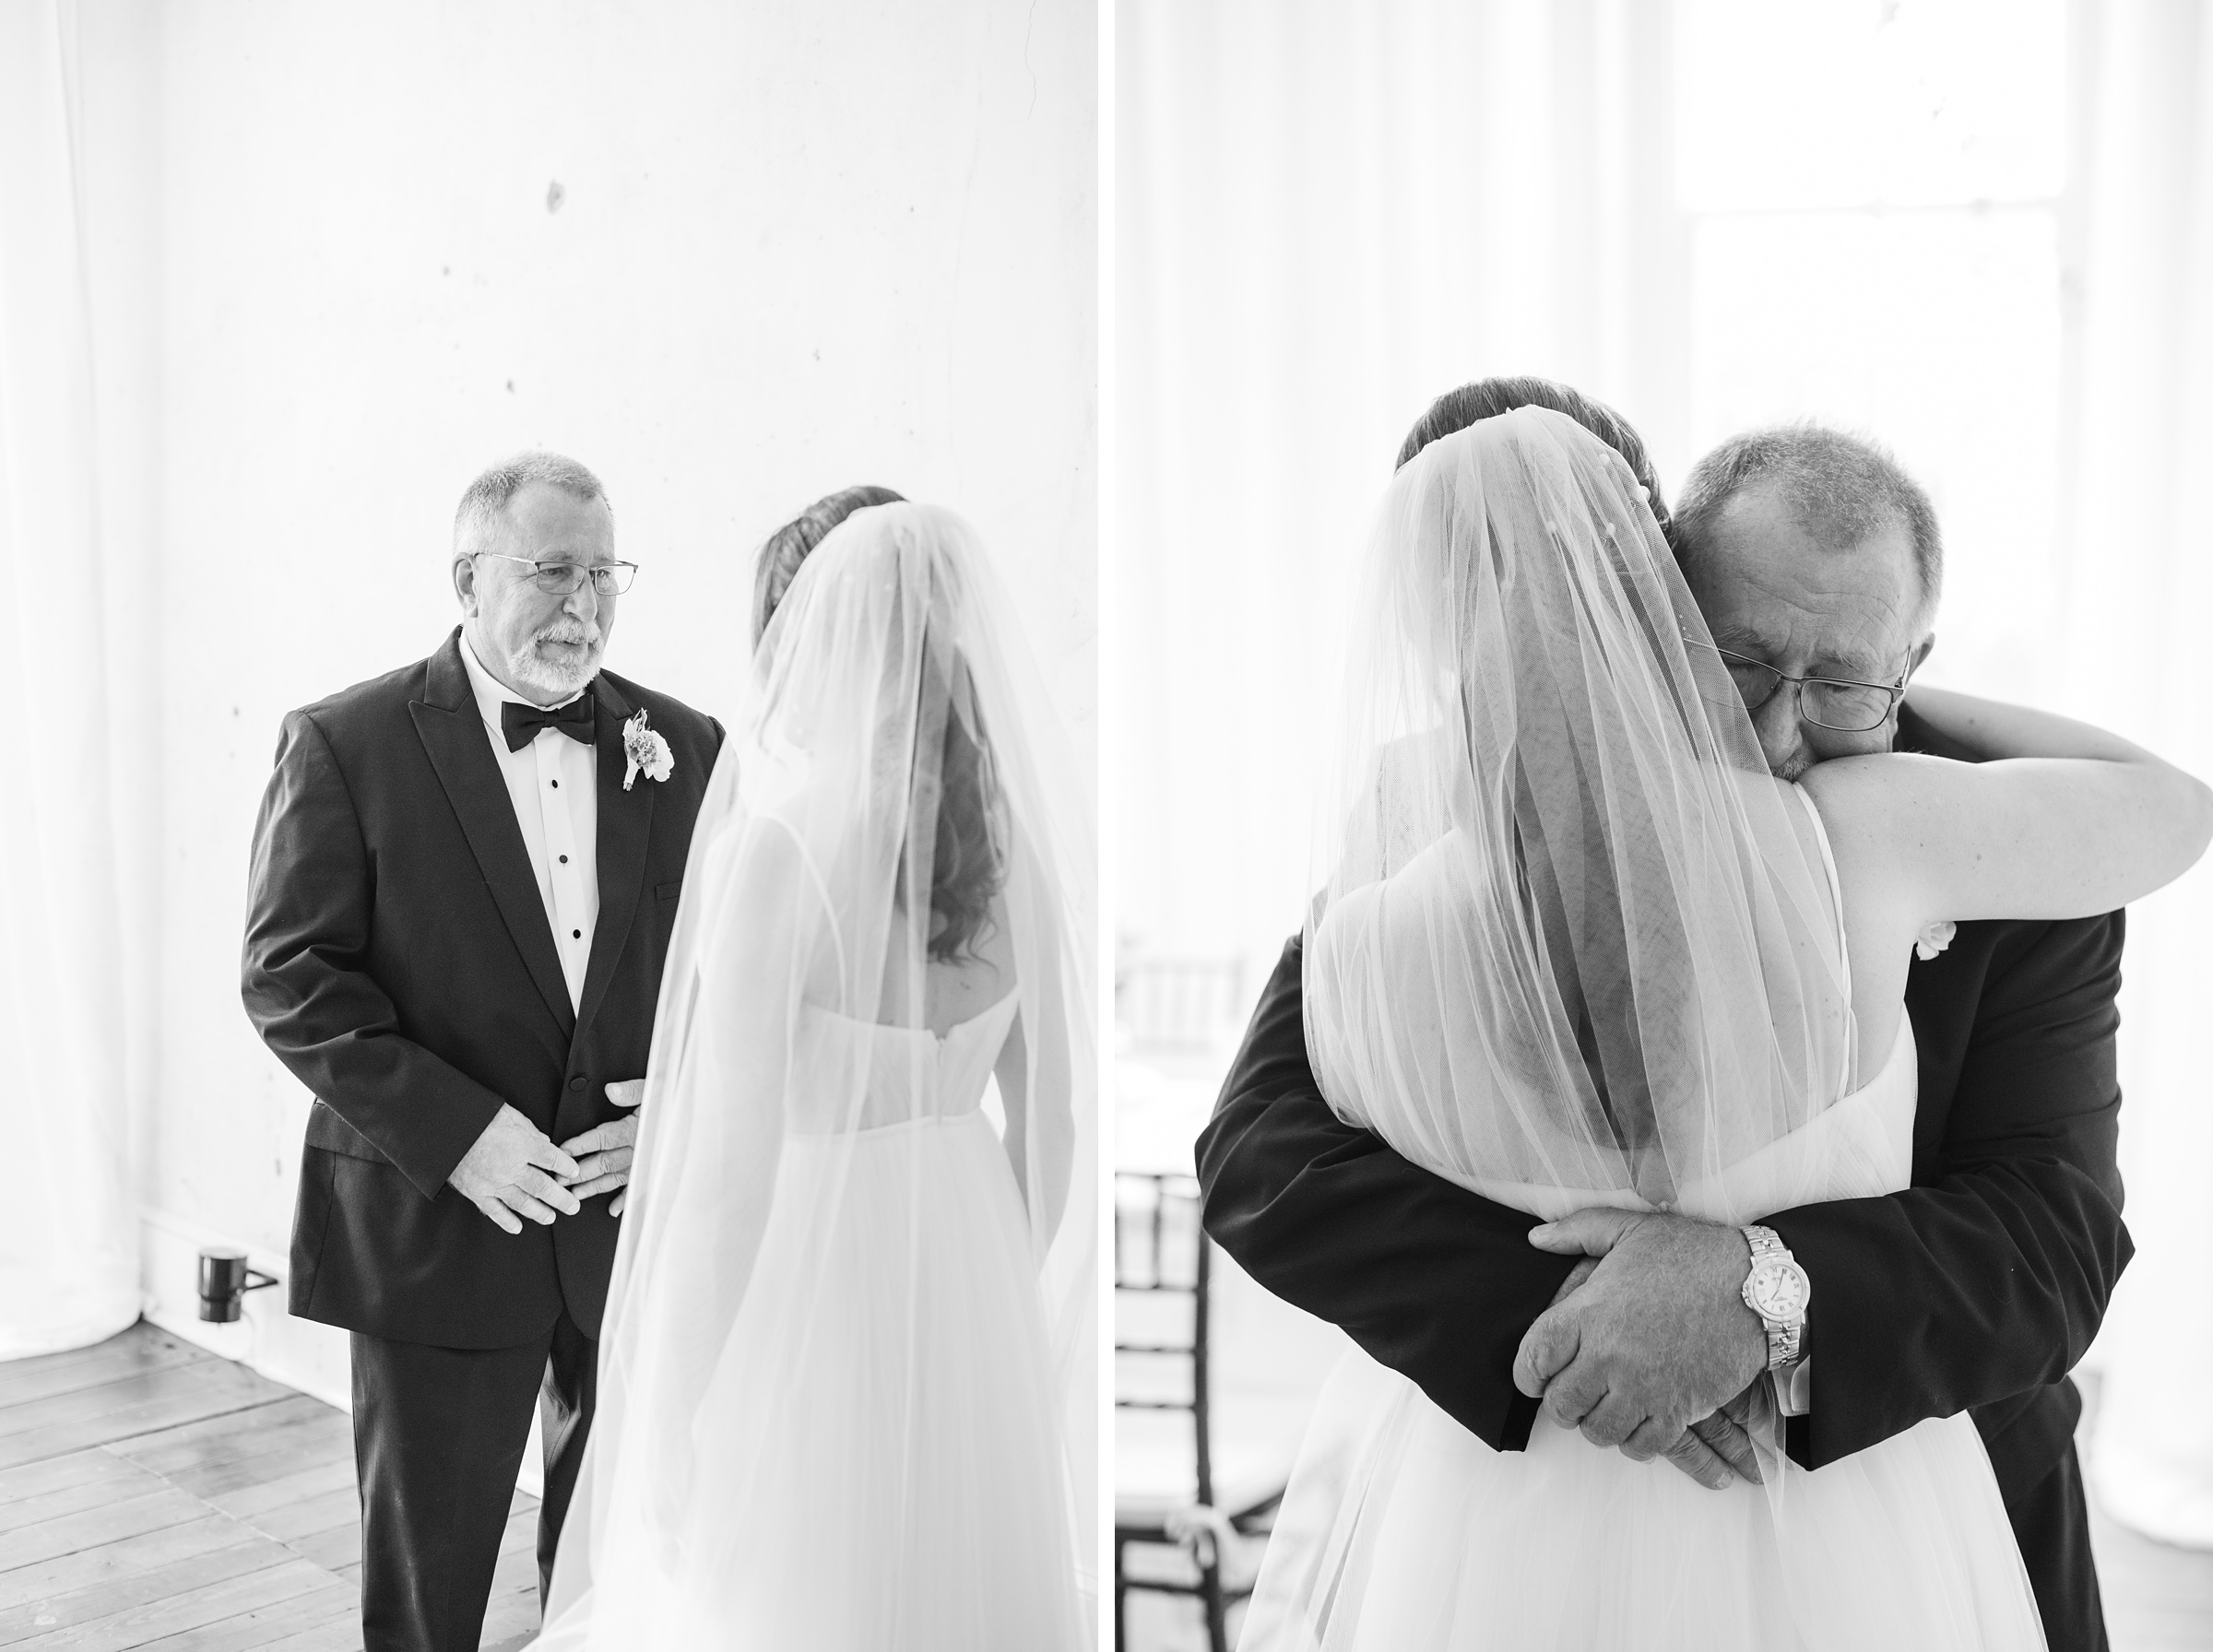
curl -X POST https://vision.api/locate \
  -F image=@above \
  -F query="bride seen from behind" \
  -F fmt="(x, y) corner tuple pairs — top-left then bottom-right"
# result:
(535, 497), (1095, 1649)
(1251, 405), (2210, 1650)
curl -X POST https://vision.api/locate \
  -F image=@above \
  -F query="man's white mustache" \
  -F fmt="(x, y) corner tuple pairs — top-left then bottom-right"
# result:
(535, 628), (602, 648)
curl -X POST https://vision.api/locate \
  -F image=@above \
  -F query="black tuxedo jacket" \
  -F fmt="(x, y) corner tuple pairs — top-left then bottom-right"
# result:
(1198, 710), (2133, 1503)
(242, 629), (723, 1349)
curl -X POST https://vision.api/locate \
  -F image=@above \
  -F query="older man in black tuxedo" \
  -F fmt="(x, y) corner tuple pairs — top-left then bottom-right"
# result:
(1201, 383), (2129, 1652)
(243, 454), (722, 1652)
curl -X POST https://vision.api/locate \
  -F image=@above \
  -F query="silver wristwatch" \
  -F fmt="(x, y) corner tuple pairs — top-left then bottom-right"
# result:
(1740, 1224), (1811, 1369)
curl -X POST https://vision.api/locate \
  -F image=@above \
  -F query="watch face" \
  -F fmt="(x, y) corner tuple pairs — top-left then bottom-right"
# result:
(1747, 1257), (1810, 1321)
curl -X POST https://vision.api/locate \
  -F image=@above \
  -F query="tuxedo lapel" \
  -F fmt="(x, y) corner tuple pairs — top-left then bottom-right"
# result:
(575, 674), (654, 1041)
(409, 631), (577, 1038)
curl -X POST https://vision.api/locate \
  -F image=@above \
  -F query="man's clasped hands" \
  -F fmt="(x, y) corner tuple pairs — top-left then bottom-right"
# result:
(446, 1078), (648, 1231)
(1516, 1207), (1784, 1493)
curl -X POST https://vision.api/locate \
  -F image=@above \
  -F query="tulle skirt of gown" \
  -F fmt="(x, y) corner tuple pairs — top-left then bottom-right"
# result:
(1243, 1354), (2042, 1652)
(550, 1106), (1085, 1649)
(1242, 1021), (2048, 1652)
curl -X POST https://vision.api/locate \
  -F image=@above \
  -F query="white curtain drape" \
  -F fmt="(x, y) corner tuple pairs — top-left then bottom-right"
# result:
(1117, 0), (1680, 982)
(0, 0), (143, 1358)
(2065, 0), (2213, 1551)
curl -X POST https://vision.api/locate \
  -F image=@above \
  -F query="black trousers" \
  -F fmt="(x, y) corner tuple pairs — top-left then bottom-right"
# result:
(2005, 1439), (2108, 1652)
(349, 1310), (597, 1652)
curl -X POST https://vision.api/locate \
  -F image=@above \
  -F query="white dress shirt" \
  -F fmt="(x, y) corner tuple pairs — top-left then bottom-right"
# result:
(458, 630), (599, 1012)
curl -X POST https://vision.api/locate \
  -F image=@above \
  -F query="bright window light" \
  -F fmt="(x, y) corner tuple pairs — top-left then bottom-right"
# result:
(1677, 0), (2067, 211)
(1678, 0), (2071, 698)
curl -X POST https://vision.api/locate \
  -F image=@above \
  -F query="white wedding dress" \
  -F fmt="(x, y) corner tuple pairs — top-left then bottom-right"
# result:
(1262, 407), (2047, 1651)
(537, 980), (1087, 1649)
(1249, 792), (2047, 1651)
(716, 992), (1079, 1641)
(535, 503), (1095, 1650)
(646, 989), (1084, 1646)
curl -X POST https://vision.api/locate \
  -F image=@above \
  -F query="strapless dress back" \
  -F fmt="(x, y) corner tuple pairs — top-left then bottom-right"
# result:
(601, 987), (1085, 1649)
(791, 986), (1024, 1134)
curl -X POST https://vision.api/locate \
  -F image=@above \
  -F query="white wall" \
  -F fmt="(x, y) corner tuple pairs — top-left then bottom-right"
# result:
(77, 0), (1095, 1414)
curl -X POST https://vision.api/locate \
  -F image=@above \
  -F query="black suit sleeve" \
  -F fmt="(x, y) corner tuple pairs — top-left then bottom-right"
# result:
(1196, 934), (1577, 1450)
(242, 710), (505, 1199)
(1769, 912), (2132, 1469)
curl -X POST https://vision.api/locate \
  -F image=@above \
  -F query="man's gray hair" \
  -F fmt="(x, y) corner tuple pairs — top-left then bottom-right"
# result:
(1671, 424), (1942, 634)
(452, 452), (610, 560)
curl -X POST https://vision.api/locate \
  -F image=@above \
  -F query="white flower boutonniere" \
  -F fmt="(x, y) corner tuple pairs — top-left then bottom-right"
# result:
(1914, 920), (1958, 962)
(622, 708), (675, 792)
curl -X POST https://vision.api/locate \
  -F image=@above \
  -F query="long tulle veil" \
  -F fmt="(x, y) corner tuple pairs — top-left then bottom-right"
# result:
(536, 502), (1096, 1645)
(1303, 407), (1852, 1221)
(1246, 407), (1863, 1650)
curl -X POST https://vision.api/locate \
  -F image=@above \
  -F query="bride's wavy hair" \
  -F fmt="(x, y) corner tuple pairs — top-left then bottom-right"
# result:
(1396, 376), (1670, 532)
(911, 623), (1008, 965)
(759, 493), (1004, 967)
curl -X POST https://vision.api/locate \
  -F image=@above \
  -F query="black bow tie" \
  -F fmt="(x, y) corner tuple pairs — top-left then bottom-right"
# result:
(501, 694), (596, 751)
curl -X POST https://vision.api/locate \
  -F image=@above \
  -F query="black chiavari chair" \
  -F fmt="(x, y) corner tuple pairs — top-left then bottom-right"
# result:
(1114, 1171), (1283, 1652)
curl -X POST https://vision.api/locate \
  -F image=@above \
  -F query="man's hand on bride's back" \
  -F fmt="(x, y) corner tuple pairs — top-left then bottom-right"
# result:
(1511, 1209), (1770, 1488)
(1545, 1256), (1600, 1306)
(1536, 1245), (1760, 1491)
(1540, 1254), (1757, 1489)
(449, 1104), (584, 1233)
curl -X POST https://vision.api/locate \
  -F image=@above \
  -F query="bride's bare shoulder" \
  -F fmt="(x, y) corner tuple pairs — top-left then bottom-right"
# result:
(1797, 750), (1961, 849)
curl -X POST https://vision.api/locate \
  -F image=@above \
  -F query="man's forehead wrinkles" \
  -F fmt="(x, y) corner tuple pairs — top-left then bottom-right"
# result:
(1702, 547), (1919, 667)
(1708, 599), (1900, 675)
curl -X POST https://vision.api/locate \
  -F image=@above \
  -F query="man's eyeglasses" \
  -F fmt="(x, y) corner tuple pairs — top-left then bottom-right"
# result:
(1691, 641), (1908, 734)
(473, 552), (639, 596)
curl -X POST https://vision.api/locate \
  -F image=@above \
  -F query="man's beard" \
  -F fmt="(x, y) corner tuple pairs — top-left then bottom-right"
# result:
(508, 623), (604, 698)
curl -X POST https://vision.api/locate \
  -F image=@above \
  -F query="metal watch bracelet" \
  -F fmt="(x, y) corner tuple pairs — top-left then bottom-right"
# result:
(1741, 1223), (1810, 1370)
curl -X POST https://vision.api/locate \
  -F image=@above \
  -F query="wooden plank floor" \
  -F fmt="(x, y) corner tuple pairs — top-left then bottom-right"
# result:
(0, 1323), (543, 1652)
